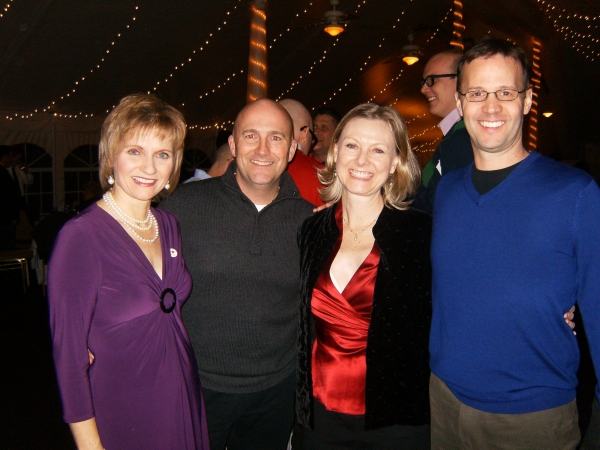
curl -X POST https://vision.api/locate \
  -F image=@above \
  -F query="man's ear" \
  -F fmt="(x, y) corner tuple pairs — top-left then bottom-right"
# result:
(522, 88), (533, 115)
(455, 92), (464, 117)
(228, 135), (236, 158)
(287, 140), (297, 163)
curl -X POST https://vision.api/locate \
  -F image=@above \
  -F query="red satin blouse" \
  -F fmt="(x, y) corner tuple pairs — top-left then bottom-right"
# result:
(311, 204), (380, 415)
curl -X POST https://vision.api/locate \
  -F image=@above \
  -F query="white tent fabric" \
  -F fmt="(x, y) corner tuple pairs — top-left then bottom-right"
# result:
(0, 112), (103, 210)
(0, 112), (214, 210)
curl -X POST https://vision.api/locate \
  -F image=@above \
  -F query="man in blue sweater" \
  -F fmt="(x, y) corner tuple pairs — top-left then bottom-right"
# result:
(429, 38), (600, 449)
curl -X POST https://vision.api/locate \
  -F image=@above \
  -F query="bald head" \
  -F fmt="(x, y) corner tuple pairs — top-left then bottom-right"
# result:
(233, 99), (294, 139)
(229, 98), (297, 204)
(279, 99), (313, 155)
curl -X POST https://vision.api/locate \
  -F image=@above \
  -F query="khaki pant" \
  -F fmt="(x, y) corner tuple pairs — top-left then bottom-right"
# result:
(430, 373), (580, 450)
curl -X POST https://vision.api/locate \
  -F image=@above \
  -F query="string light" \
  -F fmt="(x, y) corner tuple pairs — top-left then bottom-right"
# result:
(313, 8), (410, 109)
(276, 1), (371, 99)
(536, 0), (600, 21)
(151, 0), (243, 92)
(411, 137), (441, 153)
(270, 3), (316, 47)
(12, 2), (245, 120)
(536, 0), (599, 62)
(528, 39), (542, 150)
(187, 120), (234, 131)
(410, 125), (438, 140)
(179, 0), (324, 109)
(0, 0), (13, 19)
(405, 113), (428, 125)
(362, 8), (452, 108)
(368, 70), (404, 103)
(247, 2), (268, 102)
(276, 41), (341, 100)
(450, 0), (465, 50)
(195, 69), (245, 102)
(39, 6), (140, 115)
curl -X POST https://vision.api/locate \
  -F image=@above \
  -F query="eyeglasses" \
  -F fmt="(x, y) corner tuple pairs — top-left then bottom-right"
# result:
(300, 126), (318, 146)
(458, 88), (528, 102)
(420, 74), (456, 87)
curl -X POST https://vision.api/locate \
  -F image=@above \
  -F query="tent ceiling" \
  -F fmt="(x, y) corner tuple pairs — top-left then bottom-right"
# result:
(0, 0), (598, 157)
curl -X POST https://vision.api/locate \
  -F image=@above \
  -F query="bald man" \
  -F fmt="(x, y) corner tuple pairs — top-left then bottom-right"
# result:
(161, 99), (313, 449)
(280, 98), (324, 206)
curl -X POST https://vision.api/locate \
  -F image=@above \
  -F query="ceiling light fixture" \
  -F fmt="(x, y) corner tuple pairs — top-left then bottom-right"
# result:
(542, 112), (553, 117)
(324, 24), (344, 36)
(402, 32), (420, 65)
(324, 0), (345, 36)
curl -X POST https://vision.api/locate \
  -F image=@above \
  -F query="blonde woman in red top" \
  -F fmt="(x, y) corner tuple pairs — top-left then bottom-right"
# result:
(296, 103), (432, 449)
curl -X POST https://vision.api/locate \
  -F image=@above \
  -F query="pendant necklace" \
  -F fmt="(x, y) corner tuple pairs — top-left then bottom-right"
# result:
(344, 218), (377, 244)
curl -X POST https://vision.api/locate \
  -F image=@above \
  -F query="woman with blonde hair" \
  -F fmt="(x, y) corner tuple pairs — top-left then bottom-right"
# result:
(49, 94), (209, 450)
(297, 103), (431, 449)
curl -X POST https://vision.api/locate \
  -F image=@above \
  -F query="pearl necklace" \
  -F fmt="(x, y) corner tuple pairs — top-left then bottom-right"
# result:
(104, 191), (152, 230)
(103, 191), (159, 243)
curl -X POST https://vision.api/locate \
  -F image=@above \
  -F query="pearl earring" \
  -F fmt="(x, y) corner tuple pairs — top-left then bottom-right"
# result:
(164, 181), (170, 190)
(108, 175), (115, 185)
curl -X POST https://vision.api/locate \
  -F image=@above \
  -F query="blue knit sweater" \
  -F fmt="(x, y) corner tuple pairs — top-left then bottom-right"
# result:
(430, 152), (600, 414)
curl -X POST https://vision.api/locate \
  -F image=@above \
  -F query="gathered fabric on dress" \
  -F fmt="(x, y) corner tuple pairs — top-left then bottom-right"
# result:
(311, 204), (379, 415)
(49, 204), (209, 450)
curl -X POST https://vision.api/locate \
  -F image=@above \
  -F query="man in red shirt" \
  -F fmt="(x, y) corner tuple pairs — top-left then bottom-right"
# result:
(280, 99), (324, 206)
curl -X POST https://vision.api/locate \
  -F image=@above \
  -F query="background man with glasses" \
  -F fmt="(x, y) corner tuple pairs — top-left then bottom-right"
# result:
(429, 38), (600, 449)
(280, 98), (324, 206)
(413, 49), (473, 214)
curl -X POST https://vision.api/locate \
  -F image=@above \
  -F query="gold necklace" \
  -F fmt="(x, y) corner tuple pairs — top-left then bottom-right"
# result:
(344, 218), (376, 244)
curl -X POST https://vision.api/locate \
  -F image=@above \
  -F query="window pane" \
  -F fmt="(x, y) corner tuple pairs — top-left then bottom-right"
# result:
(30, 173), (42, 191)
(28, 196), (41, 220)
(64, 171), (79, 192)
(41, 194), (54, 215)
(24, 144), (52, 168)
(42, 172), (54, 192)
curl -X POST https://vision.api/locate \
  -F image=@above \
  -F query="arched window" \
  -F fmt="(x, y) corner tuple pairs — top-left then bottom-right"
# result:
(10, 143), (53, 219)
(64, 144), (100, 210)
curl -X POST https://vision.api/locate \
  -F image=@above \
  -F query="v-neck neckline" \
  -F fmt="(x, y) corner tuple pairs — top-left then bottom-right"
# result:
(464, 152), (537, 205)
(94, 203), (165, 281)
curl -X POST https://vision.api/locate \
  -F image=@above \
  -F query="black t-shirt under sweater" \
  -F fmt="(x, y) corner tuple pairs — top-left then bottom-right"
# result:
(471, 160), (523, 195)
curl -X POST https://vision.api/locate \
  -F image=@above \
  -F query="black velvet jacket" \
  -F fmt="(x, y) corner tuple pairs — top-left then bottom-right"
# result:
(296, 203), (432, 430)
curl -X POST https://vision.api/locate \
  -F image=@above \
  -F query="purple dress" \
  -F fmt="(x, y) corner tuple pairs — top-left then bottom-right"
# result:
(49, 204), (209, 450)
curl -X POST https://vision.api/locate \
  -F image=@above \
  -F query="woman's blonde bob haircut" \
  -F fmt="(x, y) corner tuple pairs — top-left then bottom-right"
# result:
(98, 93), (187, 201)
(318, 103), (421, 210)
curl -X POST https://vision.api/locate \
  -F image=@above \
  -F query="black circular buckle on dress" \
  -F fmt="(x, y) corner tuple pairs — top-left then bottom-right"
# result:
(160, 288), (176, 313)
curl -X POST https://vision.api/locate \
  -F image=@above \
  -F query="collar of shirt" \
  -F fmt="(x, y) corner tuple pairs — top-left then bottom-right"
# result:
(438, 108), (462, 136)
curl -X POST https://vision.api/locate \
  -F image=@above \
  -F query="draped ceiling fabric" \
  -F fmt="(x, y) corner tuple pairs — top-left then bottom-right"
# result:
(0, 0), (598, 210)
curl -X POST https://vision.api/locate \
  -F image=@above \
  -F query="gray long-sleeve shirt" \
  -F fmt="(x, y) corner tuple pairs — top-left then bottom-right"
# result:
(161, 163), (313, 393)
